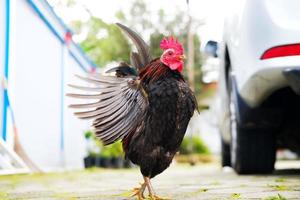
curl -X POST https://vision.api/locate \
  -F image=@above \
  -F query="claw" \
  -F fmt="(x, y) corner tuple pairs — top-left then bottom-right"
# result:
(131, 182), (146, 200)
(143, 177), (171, 200)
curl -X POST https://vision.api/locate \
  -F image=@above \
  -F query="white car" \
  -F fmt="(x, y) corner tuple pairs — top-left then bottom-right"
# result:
(205, 0), (300, 174)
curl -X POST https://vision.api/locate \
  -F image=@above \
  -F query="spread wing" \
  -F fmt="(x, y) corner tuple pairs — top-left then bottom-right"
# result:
(67, 73), (148, 145)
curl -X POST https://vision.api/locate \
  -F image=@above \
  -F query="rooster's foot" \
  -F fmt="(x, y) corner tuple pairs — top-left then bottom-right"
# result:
(131, 182), (146, 200)
(143, 177), (170, 200)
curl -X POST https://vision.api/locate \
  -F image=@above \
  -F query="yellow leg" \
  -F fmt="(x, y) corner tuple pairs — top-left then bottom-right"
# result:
(143, 177), (170, 200)
(131, 181), (146, 200)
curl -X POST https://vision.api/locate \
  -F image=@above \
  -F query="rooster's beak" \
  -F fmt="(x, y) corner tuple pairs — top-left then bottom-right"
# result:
(178, 55), (186, 61)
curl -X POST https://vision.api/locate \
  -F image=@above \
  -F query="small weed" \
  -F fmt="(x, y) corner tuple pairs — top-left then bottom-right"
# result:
(187, 188), (209, 197)
(117, 190), (133, 197)
(275, 178), (285, 183)
(199, 188), (208, 192)
(231, 193), (241, 199)
(263, 193), (286, 200)
(268, 184), (290, 191)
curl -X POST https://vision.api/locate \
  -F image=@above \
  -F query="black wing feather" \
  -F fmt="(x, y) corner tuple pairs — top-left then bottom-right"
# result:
(116, 23), (152, 70)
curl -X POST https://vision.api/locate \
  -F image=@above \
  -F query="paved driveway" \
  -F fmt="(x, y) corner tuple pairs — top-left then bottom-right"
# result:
(0, 160), (299, 200)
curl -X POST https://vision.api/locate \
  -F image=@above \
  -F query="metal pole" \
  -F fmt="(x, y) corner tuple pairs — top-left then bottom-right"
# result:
(186, 0), (195, 91)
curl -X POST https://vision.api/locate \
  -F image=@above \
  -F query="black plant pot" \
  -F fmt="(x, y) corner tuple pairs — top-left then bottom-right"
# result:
(95, 156), (102, 167)
(84, 156), (95, 168)
(111, 157), (124, 168)
(100, 157), (112, 168)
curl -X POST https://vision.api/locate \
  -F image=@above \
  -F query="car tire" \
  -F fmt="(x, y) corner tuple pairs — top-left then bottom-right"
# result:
(230, 127), (276, 174)
(221, 139), (231, 167)
(229, 71), (276, 174)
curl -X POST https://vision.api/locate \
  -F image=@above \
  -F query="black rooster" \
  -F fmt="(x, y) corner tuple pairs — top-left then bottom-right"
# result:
(68, 23), (197, 200)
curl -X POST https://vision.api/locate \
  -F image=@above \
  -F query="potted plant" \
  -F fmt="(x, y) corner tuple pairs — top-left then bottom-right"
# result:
(110, 142), (124, 168)
(99, 147), (112, 168)
(84, 152), (96, 168)
(177, 135), (211, 165)
(83, 130), (136, 168)
(93, 138), (104, 167)
(83, 130), (98, 168)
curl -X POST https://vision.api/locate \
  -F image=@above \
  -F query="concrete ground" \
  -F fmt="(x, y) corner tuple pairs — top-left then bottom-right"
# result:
(0, 160), (299, 200)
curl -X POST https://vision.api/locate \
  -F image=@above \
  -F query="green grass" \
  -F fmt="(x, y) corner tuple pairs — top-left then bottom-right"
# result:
(263, 194), (286, 200)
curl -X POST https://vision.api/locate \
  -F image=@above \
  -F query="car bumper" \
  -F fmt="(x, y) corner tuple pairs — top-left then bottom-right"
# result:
(238, 57), (300, 108)
(283, 68), (300, 95)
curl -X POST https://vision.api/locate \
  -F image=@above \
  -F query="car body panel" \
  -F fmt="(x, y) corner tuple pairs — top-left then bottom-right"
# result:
(218, 0), (300, 141)
(223, 0), (300, 105)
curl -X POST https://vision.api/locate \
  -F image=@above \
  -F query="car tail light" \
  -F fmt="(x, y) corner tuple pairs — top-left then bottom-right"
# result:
(261, 44), (300, 60)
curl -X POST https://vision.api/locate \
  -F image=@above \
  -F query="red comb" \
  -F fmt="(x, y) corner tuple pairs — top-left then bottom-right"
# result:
(160, 36), (183, 55)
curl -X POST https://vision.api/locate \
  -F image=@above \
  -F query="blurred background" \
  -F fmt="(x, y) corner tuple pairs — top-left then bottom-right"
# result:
(1, 0), (299, 174)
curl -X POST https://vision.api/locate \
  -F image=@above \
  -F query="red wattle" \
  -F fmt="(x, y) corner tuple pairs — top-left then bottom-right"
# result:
(169, 61), (183, 72)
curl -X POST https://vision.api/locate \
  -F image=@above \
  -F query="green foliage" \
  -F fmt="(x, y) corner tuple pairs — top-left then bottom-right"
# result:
(84, 130), (124, 158)
(180, 135), (210, 155)
(84, 130), (103, 156)
(100, 141), (123, 158)
(117, 0), (203, 101)
(99, 147), (111, 158)
(149, 33), (165, 58)
(84, 130), (93, 139)
(70, 18), (131, 66)
(68, 0), (204, 102)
